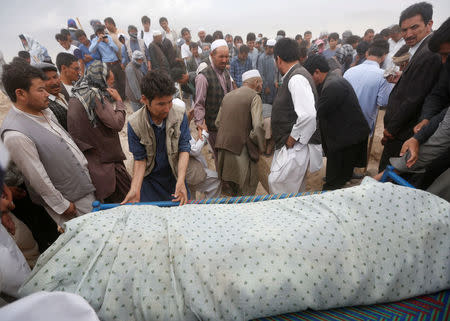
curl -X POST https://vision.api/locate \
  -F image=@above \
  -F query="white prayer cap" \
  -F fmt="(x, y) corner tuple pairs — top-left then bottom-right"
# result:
(211, 39), (228, 52)
(153, 30), (162, 37)
(266, 39), (276, 47)
(198, 27), (205, 32)
(132, 50), (145, 60)
(196, 62), (208, 75)
(242, 70), (261, 82)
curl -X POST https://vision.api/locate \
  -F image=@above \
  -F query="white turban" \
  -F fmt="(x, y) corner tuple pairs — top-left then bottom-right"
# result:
(242, 70), (261, 82)
(211, 39), (228, 52)
(132, 50), (145, 61)
(266, 39), (276, 47)
(153, 30), (162, 37)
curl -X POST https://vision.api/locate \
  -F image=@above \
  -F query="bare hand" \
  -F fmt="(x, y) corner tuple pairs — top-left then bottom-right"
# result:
(264, 87), (270, 95)
(381, 129), (394, 145)
(172, 181), (188, 206)
(9, 186), (26, 200)
(197, 119), (208, 132)
(121, 188), (140, 205)
(413, 119), (429, 134)
(274, 81), (279, 89)
(400, 137), (419, 168)
(61, 202), (77, 221)
(386, 71), (401, 84)
(106, 88), (122, 102)
(84, 54), (93, 62)
(2, 185), (15, 211)
(285, 135), (296, 149)
(1, 213), (15, 235)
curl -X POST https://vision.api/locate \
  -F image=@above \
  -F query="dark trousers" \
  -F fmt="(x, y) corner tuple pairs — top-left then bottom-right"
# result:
(109, 62), (126, 100)
(207, 130), (219, 170)
(379, 138), (404, 172)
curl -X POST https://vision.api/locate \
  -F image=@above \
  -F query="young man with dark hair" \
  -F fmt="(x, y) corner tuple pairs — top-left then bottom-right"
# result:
(55, 33), (84, 75)
(89, 26), (126, 100)
(0, 62), (95, 225)
(363, 28), (375, 43)
(103, 16), (124, 55)
(268, 38), (322, 194)
(55, 52), (80, 100)
(140, 15), (153, 47)
(384, 24), (406, 69)
(232, 35), (243, 58)
(159, 17), (178, 45)
(212, 30), (224, 40)
(122, 70), (191, 205)
(304, 54), (370, 190)
(186, 42), (201, 73)
(295, 34), (303, 45)
(246, 32), (259, 68)
(322, 32), (339, 59)
(344, 40), (393, 135)
(379, 1), (441, 171)
(304, 31), (312, 49)
(230, 45), (252, 88)
(181, 28), (202, 61)
(75, 29), (100, 68)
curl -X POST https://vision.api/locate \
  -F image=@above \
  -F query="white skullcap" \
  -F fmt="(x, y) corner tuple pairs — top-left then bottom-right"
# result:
(266, 39), (276, 46)
(153, 30), (162, 37)
(196, 62), (208, 75)
(132, 50), (145, 60)
(211, 39), (228, 52)
(198, 27), (205, 32)
(242, 70), (261, 82)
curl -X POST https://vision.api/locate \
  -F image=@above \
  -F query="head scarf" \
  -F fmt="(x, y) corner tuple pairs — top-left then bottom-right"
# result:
(71, 61), (113, 127)
(19, 34), (49, 65)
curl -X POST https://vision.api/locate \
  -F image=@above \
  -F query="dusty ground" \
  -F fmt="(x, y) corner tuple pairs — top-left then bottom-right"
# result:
(0, 91), (385, 197)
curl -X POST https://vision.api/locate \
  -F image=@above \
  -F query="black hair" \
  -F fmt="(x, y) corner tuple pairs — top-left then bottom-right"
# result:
(2, 62), (46, 102)
(346, 35), (360, 45)
(128, 25), (138, 32)
(373, 34), (385, 42)
(141, 16), (151, 24)
(277, 30), (286, 37)
(295, 34), (303, 41)
(141, 70), (176, 103)
(428, 17), (450, 52)
(303, 54), (330, 74)
(399, 2), (433, 26)
(56, 52), (78, 72)
(60, 29), (70, 37)
(55, 33), (68, 42)
(246, 32), (256, 42)
(75, 29), (87, 39)
(239, 44), (250, 54)
(181, 27), (190, 36)
(304, 30), (312, 36)
(274, 37), (300, 63)
(356, 41), (370, 56)
(364, 28), (375, 36)
(213, 30), (224, 40)
(328, 32), (339, 41)
(169, 67), (186, 82)
(18, 51), (30, 60)
(189, 42), (199, 50)
(234, 35), (243, 44)
(104, 17), (116, 27)
(367, 39), (389, 57)
(225, 34), (232, 39)
(298, 42), (308, 58)
(380, 28), (391, 38)
(95, 25), (105, 35)
(159, 17), (168, 24)
(204, 34), (214, 43)
(390, 25), (401, 34)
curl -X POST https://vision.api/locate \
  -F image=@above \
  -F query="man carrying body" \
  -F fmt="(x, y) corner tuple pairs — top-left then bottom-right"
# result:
(215, 70), (265, 196)
(0, 62), (95, 226)
(379, 2), (441, 171)
(36, 62), (69, 130)
(269, 38), (322, 194)
(193, 39), (233, 164)
(56, 53), (81, 101)
(122, 70), (190, 205)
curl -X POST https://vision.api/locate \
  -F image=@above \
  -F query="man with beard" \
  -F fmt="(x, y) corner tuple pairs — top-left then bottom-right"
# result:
(121, 25), (151, 74)
(148, 30), (177, 73)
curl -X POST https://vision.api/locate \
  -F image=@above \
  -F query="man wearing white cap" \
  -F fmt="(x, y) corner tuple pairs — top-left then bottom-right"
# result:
(257, 38), (277, 155)
(215, 70), (265, 195)
(193, 39), (232, 165)
(148, 30), (171, 73)
(197, 28), (206, 48)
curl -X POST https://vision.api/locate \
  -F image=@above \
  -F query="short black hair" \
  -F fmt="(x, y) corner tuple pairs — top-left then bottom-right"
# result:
(18, 51), (30, 60)
(75, 29), (87, 39)
(298, 42), (308, 59)
(373, 34), (385, 42)
(159, 17), (168, 24)
(399, 2), (433, 26)
(239, 44), (250, 54)
(295, 34), (303, 41)
(328, 32), (339, 41)
(428, 17), (450, 52)
(2, 61), (45, 102)
(274, 37), (300, 63)
(368, 39), (390, 57)
(346, 35), (360, 45)
(390, 25), (401, 34)
(55, 33), (68, 42)
(304, 30), (312, 36)
(141, 70), (176, 103)
(141, 16), (151, 24)
(95, 25), (105, 35)
(56, 52), (78, 72)
(60, 29), (70, 37)
(181, 27), (190, 36)
(277, 30), (286, 37)
(364, 28), (375, 36)
(189, 42), (198, 50)
(213, 30), (224, 40)
(303, 54), (330, 74)
(380, 28), (391, 38)
(128, 25), (138, 32)
(104, 17), (116, 26)
(169, 67), (186, 82)
(234, 35), (243, 44)
(246, 32), (256, 42)
(356, 41), (370, 56)
(205, 34), (213, 43)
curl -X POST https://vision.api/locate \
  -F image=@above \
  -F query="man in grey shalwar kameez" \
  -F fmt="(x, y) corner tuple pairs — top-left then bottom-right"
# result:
(125, 51), (145, 112)
(257, 39), (277, 154)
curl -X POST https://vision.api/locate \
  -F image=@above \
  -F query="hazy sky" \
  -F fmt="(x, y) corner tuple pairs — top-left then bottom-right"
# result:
(1, 0), (449, 61)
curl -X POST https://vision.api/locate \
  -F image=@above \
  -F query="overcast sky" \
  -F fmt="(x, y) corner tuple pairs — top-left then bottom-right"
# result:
(1, 0), (449, 61)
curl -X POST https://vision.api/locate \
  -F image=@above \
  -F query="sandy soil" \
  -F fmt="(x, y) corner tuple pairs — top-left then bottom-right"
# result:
(0, 91), (385, 197)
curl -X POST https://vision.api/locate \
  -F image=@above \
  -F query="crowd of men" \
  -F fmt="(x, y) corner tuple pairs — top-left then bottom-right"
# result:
(0, 2), (449, 265)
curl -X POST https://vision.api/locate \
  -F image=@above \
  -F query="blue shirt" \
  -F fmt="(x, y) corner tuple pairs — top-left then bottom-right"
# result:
(322, 48), (337, 59)
(230, 56), (252, 88)
(344, 60), (393, 133)
(121, 40), (151, 74)
(127, 111), (191, 202)
(79, 43), (101, 68)
(89, 35), (119, 63)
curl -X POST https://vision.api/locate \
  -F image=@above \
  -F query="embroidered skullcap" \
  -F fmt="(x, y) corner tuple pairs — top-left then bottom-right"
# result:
(211, 39), (228, 52)
(266, 39), (276, 46)
(242, 69), (261, 82)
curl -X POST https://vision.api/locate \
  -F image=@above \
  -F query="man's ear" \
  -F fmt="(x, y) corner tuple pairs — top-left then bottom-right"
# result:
(15, 88), (26, 101)
(141, 95), (149, 106)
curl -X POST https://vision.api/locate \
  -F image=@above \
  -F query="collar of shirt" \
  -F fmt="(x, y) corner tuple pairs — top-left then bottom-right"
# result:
(49, 93), (69, 109)
(146, 109), (166, 129)
(281, 63), (298, 82)
(211, 60), (224, 75)
(408, 33), (431, 59)
(12, 104), (54, 120)
(362, 60), (380, 68)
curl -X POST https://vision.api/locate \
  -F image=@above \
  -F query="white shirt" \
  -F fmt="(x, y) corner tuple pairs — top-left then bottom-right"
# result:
(384, 38), (406, 69)
(408, 33), (431, 60)
(141, 30), (153, 47)
(48, 93), (68, 109)
(282, 65), (317, 145)
(63, 83), (73, 97)
(181, 43), (202, 59)
(2, 106), (94, 226)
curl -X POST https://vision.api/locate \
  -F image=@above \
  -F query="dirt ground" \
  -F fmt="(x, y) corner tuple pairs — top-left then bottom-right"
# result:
(0, 91), (386, 196)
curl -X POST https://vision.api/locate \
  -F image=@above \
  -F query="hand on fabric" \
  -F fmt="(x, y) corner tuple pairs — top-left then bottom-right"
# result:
(172, 181), (188, 206)
(2, 185), (15, 211)
(386, 71), (401, 84)
(9, 186), (27, 200)
(400, 137), (420, 168)
(413, 119), (429, 134)
(381, 129), (394, 145)
(197, 119), (208, 132)
(61, 202), (77, 221)
(106, 88), (122, 102)
(1, 212), (15, 235)
(121, 188), (141, 205)
(84, 54), (93, 62)
(285, 135), (296, 149)
(264, 87), (270, 95)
